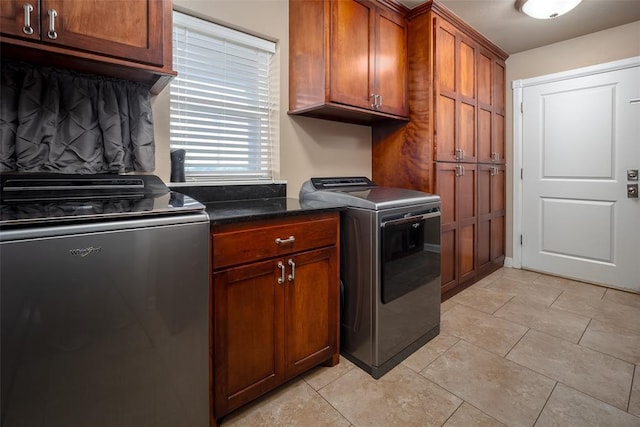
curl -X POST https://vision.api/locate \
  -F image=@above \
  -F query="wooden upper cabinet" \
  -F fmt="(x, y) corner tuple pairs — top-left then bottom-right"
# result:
(0, 0), (40, 39)
(374, 7), (407, 116)
(40, 0), (164, 66)
(329, 0), (374, 111)
(433, 18), (477, 163)
(478, 50), (506, 164)
(0, 0), (174, 93)
(289, 0), (408, 125)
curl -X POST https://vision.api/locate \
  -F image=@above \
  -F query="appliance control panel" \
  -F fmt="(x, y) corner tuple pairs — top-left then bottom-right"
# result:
(310, 177), (376, 190)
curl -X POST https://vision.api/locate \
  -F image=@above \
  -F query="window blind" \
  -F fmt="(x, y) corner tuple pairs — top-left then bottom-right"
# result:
(171, 12), (277, 181)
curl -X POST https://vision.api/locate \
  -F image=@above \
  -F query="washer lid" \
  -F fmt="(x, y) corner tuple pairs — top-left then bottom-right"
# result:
(300, 177), (440, 210)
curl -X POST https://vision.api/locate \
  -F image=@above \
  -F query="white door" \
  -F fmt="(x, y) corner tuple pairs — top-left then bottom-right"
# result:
(521, 65), (640, 292)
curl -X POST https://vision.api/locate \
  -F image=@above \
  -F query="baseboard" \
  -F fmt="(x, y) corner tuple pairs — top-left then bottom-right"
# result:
(504, 257), (514, 268)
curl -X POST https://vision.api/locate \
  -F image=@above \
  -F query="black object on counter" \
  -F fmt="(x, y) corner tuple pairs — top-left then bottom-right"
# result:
(170, 149), (186, 182)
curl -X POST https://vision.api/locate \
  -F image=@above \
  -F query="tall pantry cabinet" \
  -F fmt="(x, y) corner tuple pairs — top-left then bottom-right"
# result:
(372, 2), (508, 297)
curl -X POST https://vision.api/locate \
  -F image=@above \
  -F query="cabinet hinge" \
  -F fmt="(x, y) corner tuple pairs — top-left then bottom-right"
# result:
(520, 235), (523, 245)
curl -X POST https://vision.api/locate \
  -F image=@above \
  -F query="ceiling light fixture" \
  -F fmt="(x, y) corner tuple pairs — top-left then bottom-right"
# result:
(515, 0), (583, 19)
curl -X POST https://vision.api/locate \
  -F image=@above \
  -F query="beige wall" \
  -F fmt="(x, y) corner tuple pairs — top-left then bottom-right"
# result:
(152, 0), (372, 197)
(504, 20), (640, 258)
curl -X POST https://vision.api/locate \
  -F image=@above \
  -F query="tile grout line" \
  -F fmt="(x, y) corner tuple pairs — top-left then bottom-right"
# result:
(532, 380), (559, 426)
(626, 364), (636, 412)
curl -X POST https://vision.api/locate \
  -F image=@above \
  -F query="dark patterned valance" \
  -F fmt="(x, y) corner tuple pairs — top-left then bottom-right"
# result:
(0, 61), (155, 174)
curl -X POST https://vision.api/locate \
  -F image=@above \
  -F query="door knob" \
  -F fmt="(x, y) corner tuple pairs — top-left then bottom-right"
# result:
(628, 184), (639, 199)
(628, 169), (638, 181)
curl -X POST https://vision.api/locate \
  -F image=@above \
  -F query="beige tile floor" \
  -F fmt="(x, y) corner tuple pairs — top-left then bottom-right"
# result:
(221, 268), (640, 426)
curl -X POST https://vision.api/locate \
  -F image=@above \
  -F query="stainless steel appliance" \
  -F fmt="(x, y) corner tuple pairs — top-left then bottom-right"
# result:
(0, 173), (209, 427)
(300, 177), (441, 379)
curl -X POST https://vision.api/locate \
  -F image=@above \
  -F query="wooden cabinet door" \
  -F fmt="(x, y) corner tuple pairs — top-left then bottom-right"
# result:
(458, 35), (477, 163)
(477, 164), (505, 273)
(330, 0), (374, 110)
(493, 61), (506, 163)
(1, 0), (40, 39)
(375, 7), (407, 116)
(434, 19), (477, 163)
(457, 163), (477, 284)
(491, 164), (506, 264)
(477, 51), (493, 163)
(436, 162), (477, 293)
(436, 163), (458, 293)
(284, 247), (338, 378)
(476, 163), (493, 273)
(213, 259), (285, 416)
(40, 0), (165, 66)
(434, 18), (457, 162)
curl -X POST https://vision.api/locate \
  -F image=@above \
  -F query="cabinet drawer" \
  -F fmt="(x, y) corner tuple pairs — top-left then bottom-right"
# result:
(213, 214), (338, 269)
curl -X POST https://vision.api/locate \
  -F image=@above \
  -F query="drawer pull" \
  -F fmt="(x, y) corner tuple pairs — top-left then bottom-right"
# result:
(275, 236), (295, 245)
(287, 259), (295, 282)
(277, 261), (285, 285)
(23, 3), (34, 35)
(47, 9), (58, 40)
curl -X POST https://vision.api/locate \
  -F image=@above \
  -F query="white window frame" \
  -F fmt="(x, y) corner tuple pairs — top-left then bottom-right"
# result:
(170, 11), (278, 182)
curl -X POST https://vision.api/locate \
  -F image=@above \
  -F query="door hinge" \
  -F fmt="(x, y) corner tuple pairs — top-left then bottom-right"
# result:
(521, 102), (523, 113)
(520, 168), (523, 180)
(520, 235), (523, 245)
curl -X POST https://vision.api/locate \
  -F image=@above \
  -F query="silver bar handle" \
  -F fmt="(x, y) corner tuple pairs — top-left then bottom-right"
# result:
(461, 165), (465, 176)
(371, 94), (377, 110)
(275, 235), (295, 245)
(460, 149), (464, 160)
(47, 9), (57, 40)
(23, 3), (34, 35)
(381, 211), (441, 228)
(277, 261), (285, 285)
(287, 259), (295, 282)
(629, 98), (640, 104)
(378, 94), (383, 108)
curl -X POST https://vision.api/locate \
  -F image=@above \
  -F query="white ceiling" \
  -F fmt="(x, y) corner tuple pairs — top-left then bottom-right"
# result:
(398, 0), (640, 54)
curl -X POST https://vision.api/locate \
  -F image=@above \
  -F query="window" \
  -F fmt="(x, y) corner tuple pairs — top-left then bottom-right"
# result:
(170, 12), (277, 181)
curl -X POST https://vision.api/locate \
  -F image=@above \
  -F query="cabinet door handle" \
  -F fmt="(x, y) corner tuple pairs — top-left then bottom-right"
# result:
(275, 235), (295, 245)
(277, 261), (285, 285)
(371, 94), (377, 110)
(378, 94), (383, 108)
(287, 259), (295, 282)
(47, 9), (57, 40)
(455, 164), (461, 177)
(23, 3), (34, 35)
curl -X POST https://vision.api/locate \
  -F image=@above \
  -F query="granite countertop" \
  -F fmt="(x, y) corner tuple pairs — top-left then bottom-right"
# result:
(204, 197), (343, 224)
(169, 183), (344, 225)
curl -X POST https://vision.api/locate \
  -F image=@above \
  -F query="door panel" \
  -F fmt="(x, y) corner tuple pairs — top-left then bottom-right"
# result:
(478, 108), (492, 163)
(493, 113), (505, 163)
(436, 96), (456, 161)
(41, 0), (164, 65)
(478, 52), (492, 106)
(459, 38), (475, 100)
(213, 260), (284, 414)
(376, 9), (407, 116)
(284, 247), (337, 378)
(330, 0), (373, 109)
(459, 102), (476, 162)
(522, 66), (640, 291)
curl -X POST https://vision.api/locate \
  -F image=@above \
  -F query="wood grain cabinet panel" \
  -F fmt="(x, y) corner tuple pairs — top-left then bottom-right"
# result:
(436, 162), (478, 293)
(289, 0), (408, 124)
(372, 1), (508, 298)
(477, 164), (506, 275)
(0, 0), (174, 92)
(211, 213), (340, 425)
